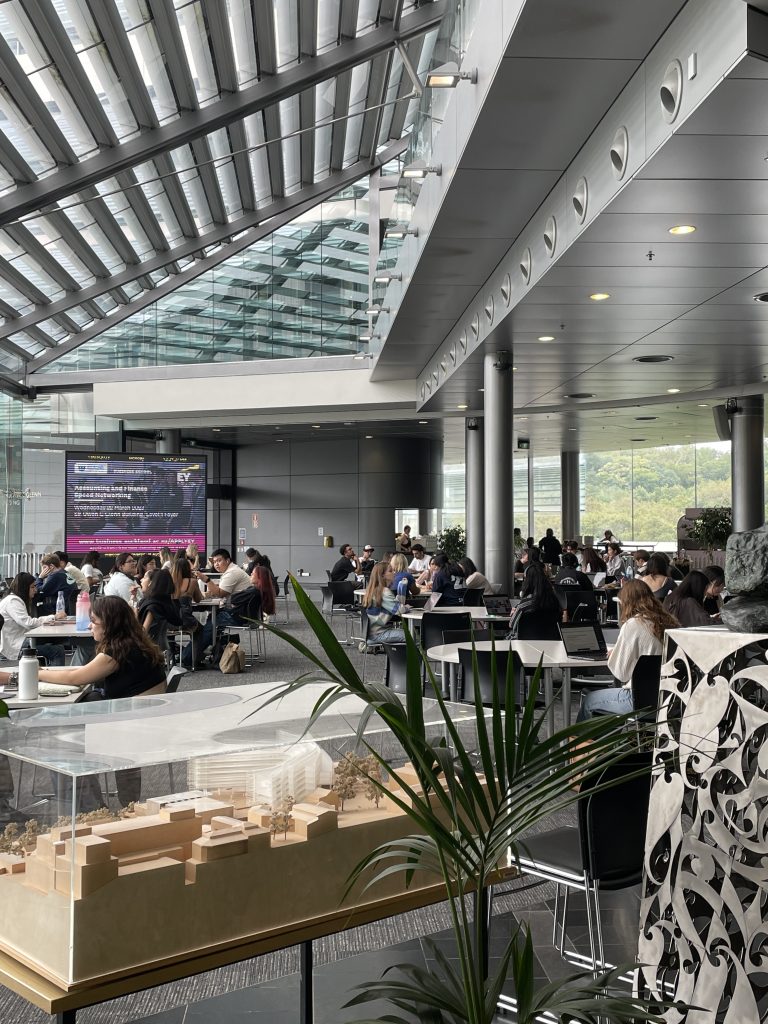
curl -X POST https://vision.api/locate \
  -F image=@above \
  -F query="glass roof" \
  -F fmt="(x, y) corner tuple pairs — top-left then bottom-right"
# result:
(0, 0), (446, 373)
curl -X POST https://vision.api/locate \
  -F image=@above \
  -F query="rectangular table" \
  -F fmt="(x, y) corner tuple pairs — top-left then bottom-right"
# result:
(426, 639), (611, 733)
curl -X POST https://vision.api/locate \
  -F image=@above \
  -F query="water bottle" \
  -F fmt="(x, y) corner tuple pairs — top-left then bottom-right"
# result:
(18, 652), (39, 701)
(55, 591), (66, 620)
(397, 578), (409, 604)
(76, 590), (90, 631)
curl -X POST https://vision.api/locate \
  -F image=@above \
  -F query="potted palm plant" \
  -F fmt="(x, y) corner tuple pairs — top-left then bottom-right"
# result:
(261, 580), (663, 1024)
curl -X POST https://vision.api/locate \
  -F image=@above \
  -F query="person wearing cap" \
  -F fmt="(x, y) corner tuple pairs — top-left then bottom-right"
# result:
(358, 545), (376, 580)
(408, 544), (430, 575)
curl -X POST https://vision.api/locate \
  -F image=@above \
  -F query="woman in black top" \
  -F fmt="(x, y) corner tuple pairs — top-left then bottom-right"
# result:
(430, 553), (466, 606)
(662, 570), (713, 627)
(508, 562), (562, 638)
(0, 596), (167, 805)
(138, 568), (182, 646)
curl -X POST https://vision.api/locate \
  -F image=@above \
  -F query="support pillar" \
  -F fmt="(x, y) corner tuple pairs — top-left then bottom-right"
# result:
(731, 395), (764, 533)
(484, 352), (513, 593)
(157, 429), (181, 454)
(465, 417), (484, 565)
(561, 450), (580, 540)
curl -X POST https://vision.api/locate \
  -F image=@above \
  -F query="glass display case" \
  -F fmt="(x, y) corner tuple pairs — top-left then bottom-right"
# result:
(0, 685), (474, 989)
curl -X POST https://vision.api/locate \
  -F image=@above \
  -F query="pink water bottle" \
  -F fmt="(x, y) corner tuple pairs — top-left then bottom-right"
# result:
(76, 589), (90, 631)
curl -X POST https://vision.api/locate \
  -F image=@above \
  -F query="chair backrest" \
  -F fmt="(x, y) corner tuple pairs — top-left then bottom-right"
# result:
(461, 588), (485, 607)
(578, 752), (652, 888)
(384, 644), (409, 693)
(321, 585), (333, 615)
(149, 618), (170, 653)
(564, 590), (599, 622)
(165, 665), (187, 693)
(442, 628), (483, 647)
(421, 611), (472, 654)
(282, 573), (290, 597)
(511, 606), (561, 641)
(630, 654), (662, 714)
(229, 586), (263, 622)
(458, 646), (519, 706)
(329, 581), (356, 606)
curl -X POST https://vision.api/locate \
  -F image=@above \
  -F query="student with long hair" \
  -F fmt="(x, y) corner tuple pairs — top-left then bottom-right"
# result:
(171, 557), (203, 603)
(250, 564), (276, 618)
(576, 579), (679, 721)
(0, 572), (65, 665)
(137, 568), (182, 645)
(81, 550), (103, 585)
(508, 561), (561, 638)
(662, 569), (713, 627)
(430, 552), (465, 606)
(641, 553), (676, 601)
(361, 562), (406, 645)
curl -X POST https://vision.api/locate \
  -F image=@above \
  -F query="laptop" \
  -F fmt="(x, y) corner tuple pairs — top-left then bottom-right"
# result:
(558, 622), (608, 661)
(422, 592), (443, 612)
(484, 595), (513, 617)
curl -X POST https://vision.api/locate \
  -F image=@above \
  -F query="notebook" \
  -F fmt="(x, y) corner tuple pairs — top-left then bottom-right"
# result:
(558, 622), (608, 661)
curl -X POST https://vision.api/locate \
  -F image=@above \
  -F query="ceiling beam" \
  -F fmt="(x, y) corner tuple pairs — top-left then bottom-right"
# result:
(24, 136), (408, 375)
(0, 1), (446, 229)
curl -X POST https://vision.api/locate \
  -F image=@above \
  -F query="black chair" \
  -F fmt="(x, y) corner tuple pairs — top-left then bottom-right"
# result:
(220, 587), (266, 664)
(321, 581), (358, 642)
(165, 665), (187, 693)
(558, 590), (599, 623)
(383, 644), (409, 693)
(461, 588), (485, 607)
(458, 646), (520, 707)
(510, 606), (562, 641)
(630, 654), (662, 722)
(516, 751), (652, 970)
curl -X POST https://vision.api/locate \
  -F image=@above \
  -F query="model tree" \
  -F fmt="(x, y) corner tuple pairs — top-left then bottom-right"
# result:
(269, 797), (294, 840)
(360, 754), (384, 808)
(332, 757), (359, 811)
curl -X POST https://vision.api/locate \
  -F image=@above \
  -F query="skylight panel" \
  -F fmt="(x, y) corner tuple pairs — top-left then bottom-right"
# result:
(125, 16), (178, 122)
(342, 62), (369, 167)
(0, 88), (56, 177)
(174, 1), (218, 105)
(207, 128), (242, 219)
(243, 114), (271, 204)
(95, 178), (153, 257)
(273, 0), (299, 69)
(225, 0), (258, 87)
(170, 145), (213, 230)
(317, 0), (340, 54)
(279, 96), (300, 195)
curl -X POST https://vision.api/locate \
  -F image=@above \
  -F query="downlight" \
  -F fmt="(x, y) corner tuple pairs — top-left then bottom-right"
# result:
(563, 392), (595, 400)
(633, 355), (674, 363)
(660, 60), (683, 123)
(610, 126), (629, 180)
(520, 247), (532, 284)
(572, 177), (588, 223)
(754, 292), (768, 302)
(501, 273), (511, 305)
(485, 294), (494, 324)
(544, 216), (557, 257)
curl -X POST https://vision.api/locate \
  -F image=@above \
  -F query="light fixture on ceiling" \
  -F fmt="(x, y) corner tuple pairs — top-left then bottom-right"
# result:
(418, 420), (428, 424)
(668, 224), (696, 235)
(373, 271), (402, 283)
(366, 305), (389, 315)
(402, 162), (442, 179)
(635, 416), (657, 421)
(364, 434), (373, 439)
(312, 424), (321, 429)
(697, 403), (710, 408)
(633, 355), (673, 363)
(385, 226), (419, 239)
(275, 438), (284, 443)
(563, 392), (595, 399)
(589, 292), (610, 301)
(538, 335), (555, 342)
(568, 427), (577, 431)
(212, 428), (221, 432)
(667, 387), (681, 394)
(754, 292), (768, 302)
(631, 437), (647, 442)
(478, 387), (485, 392)
(457, 404), (468, 410)
(425, 62), (478, 88)
(360, 333), (380, 343)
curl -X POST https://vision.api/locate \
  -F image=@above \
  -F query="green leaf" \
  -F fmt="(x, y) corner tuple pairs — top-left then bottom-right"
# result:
(0, 699), (9, 719)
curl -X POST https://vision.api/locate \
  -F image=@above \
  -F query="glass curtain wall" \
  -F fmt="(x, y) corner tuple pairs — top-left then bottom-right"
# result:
(0, 392), (23, 569)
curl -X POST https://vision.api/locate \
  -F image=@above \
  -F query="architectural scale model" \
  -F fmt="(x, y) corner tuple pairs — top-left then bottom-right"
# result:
(0, 762), (439, 989)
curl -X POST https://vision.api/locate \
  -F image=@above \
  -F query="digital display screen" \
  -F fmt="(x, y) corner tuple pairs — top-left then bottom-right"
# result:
(64, 452), (207, 555)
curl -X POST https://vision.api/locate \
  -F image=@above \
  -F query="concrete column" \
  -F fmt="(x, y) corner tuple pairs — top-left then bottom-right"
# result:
(157, 430), (181, 454)
(731, 395), (765, 533)
(561, 450), (580, 540)
(484, 352), (513, 592)
(465, 417), (484, 564)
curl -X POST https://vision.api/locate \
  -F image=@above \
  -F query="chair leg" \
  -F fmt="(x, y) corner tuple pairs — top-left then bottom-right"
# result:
(559, 886), (569, 956)
(593, 883), (606, 969)
(552, 884), (561, 947)
(583, 872), (598, 973)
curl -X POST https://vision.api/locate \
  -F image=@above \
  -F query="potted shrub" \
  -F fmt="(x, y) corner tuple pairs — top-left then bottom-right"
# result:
(437, 524), (467, 562)
(260, 581), (663, 1024)
(686, 506), (732, 557)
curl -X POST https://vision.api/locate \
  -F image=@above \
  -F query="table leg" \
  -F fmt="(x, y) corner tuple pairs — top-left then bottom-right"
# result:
(56, 1010), (77, 1023)
(300, 938), (313, 1024)
(543, 668), (555, 737)
(441, 662), (451, 700)
(561, 668), (572, 730)
(210, 603), (218, 648)
(449, 664), (459, 703)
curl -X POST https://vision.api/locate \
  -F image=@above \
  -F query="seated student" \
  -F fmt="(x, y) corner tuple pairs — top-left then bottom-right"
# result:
(0, 596), (167, 805)
(357, 545), (377, 581)
(604, 543), (624, 580)
(103, 553), (139, 604)
(632, 550), (650, 576)
(663, 570), (715, 627)
(185, 543), (201, 571)
(158, 546), (174, 570)
(185, 548), (253, 666)
(361, 562), (406, 645)
(0, 572), (65, 666)
(507, 562), (561, 638)
(459, 557), (495, 595)
(171, 558), (203, 604)
(243, 547), (261, 573)
(330, 543), (358, 582)
(389, 553), (420, 600)
(581, 546), (606, 574)
(81, 550), (103, 586)
(136, 554), (159, 583)
(35, 554), (78, 615)
(640, 553), (676, 601)
(137, 568), (182, 647)
(250, 564), (276, 620)
(702, 565), (725, 618)
(408, 544), (430, 575)
(552, 552), (593, 591)
(54, 551), (88, 593)
(577, 580), (679, 720)
(430, 553), (465, 607)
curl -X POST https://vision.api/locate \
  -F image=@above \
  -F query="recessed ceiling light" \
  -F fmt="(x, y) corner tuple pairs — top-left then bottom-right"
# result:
(312, 424), (321, 428)
(697, 403), (709, 408)
(512, 366), (518, 371)
(457, 404), (468, 410)
(563, 392), (595, 399)
(212, 428), (221, 432)
(635, 416), (657, 421)
(478, 387), (485, 392)
(589, 292), (610, 301)
(343, 421), (354, 426)
(364, 434), (373, 439)
(275, 438), (284, 442)
(754, 292), (768, 302)
(568, 427), (577, 431)
(668, 224), (696, 235)
(633, 355), (673, 364)
(667, 388), (681, 394)
(418, 420), (428, 424)
(538, 335), (555, 342)
(517, 416), (528, 421)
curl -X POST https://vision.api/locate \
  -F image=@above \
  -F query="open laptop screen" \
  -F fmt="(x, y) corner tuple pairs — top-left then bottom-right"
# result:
(559, 622), (607, 656)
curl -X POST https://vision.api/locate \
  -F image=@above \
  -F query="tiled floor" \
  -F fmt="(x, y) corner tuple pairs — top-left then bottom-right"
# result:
(132, 887), (641, 1023)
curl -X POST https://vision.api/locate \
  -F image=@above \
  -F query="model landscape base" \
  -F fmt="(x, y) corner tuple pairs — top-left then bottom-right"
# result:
(0, 764), (446, 988)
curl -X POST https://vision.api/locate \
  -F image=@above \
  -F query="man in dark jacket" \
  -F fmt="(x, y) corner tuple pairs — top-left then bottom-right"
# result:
(331, 543), (358, 582)
(538, 528), (563, 567)
(552, 553), (593, 591)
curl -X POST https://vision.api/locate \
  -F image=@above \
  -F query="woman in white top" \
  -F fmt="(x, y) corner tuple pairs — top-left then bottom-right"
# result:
(0, 572), (65, 665)
(81, 550), (103, 586)
(459, 557), (495, 595)
(576, 580), (678, 721)
(604, 542), (624, 579)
